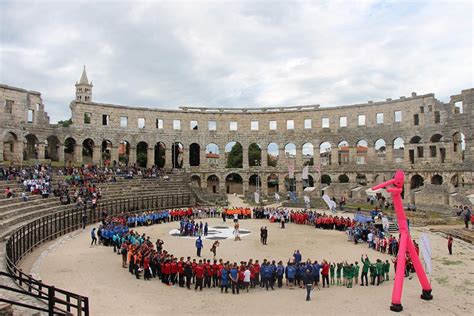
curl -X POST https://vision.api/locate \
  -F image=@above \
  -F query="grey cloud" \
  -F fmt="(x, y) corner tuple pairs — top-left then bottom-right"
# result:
(0, 0), (471, 122)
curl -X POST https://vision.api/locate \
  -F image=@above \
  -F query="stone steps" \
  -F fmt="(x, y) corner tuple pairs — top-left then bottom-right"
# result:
(0, 187), (192, 240)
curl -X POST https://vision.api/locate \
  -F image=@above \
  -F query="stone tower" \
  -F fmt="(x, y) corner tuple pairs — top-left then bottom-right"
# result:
(75, 66), (93, 102)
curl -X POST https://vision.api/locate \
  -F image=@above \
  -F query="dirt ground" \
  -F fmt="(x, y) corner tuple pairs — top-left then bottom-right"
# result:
(22, 195), (473, 316)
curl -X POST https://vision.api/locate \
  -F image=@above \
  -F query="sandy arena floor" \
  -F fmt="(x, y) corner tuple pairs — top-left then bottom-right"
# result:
(21, 195), (474, 316)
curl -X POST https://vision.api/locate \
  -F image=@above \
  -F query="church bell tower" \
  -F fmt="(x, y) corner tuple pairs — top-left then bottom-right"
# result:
(75, 66), (93, 102)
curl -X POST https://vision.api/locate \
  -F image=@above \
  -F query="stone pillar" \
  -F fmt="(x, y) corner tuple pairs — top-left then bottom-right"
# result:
(279, 175), (286, 194)
(385, 146), (393, 163)
(261, 176), (268, 197)
(295, 173), (303, 196)
(403, 146), (411, 164)
(219, 142), (227, 167)
(92, 146), (101, 165)
(0, 141), (4, 162)
(200, 147), (207, 168)
(243, 178), (249, 195)
(295, 146), (302, 168)
(279, 147), (285, 162)
(110, 146), (119, 165)
(444, 143), (453, 162)
(129, 147), (137, 166)
(219, 174), (226, 193)
(330, 148), (339, 166)
(349, 147), (357, 164)
(313, 148), (321, 167)
(201, 175), (207, 189)
(261, 148), (268, 168)
(74, 144), (83, 164)
(366, 147), (375, 165)
(242, 144), (249, 169)
(165, 146), (172, 168)
(147, 147), (154, 168)
(58, 144), (65, 164)
(38, 143), (46, 160)
(182, 146), (190, 169)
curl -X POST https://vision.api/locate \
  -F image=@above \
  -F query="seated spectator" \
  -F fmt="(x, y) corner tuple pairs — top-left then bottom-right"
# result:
(21, 191), (29, 202)
(5, 187), (13, 198)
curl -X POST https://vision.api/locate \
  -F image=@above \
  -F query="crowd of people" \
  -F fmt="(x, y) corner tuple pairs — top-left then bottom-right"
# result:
(2, 164), (52, 200)
(89, 207), (399, 302)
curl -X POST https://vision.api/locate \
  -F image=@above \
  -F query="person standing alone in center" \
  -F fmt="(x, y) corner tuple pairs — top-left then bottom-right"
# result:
(196, 236), (203, 257)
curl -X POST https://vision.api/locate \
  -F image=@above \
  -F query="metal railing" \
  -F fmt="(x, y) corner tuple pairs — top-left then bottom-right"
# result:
(4, 193), (192, 315)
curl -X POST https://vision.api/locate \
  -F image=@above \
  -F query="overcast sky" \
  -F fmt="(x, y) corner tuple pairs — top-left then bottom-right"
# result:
(1, 0), (472, 123)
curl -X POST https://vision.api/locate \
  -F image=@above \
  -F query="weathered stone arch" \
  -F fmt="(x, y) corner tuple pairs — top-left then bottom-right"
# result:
(25, 134), (39, 160)
(2, 131), (19, 162)
(267, 173), (279, 194)
(248, 174), (262, 193)
(119, 140), (131, 165)
(172, 142), (184, 169)
(320, 141), (332, 166)
(373, 174), (386, 185)
(64, 137), (76, 164)
(190, 174), (201, 188)
(338, 174), (349, 183)
(189, 143), (200, 167)
(82, 138), (95, 164)
(225, 141), (243, 168)
(431, 174), (443, 185)
(225, 173), (243, 194)
(321, 174), (331, 185)
(248, 143), (262, 166)
(374, 139), (386, 153)
(356, 173), (367, 186)
(154, 142), (165, 168)
(410, 174), (424, 189)
(206, 174), (220, 194)
(430, 134), (443, 142)
(136, 141), (148, 167)
(409, 136), (422, 144)
(284, 142), (296, 159)
(267, 142), (279, 167)
(45, 135), (60, 161)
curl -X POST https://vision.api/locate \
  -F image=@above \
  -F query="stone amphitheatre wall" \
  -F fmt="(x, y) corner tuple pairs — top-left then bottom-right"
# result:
(1, 80), (473, 210)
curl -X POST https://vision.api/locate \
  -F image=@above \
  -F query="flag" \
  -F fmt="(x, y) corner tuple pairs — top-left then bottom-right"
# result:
(304, 196), (310, 203)
(322, 194), (332, 209)
(419, 234), (432, 274)
(288, 161), (295, 178)
(274, 192), (280, 201)
(302, 165), (309, 180)
(289, 191), (297, 202)
(254, 192), (260, 204)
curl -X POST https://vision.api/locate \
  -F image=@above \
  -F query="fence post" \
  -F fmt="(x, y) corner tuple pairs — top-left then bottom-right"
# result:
(84, 296), (89, 316)
(48, 286), (55, 315)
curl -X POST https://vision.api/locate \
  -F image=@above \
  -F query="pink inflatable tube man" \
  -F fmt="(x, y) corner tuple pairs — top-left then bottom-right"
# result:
(372, 170), (433, 312)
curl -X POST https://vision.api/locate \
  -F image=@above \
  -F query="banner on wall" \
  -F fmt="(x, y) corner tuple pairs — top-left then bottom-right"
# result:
(302, 165), (309, 180)
(288, 161), (295, 178)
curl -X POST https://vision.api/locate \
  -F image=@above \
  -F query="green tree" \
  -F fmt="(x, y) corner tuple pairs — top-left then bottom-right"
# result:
(226, 142), (243, 168)
(155, 145), (166, 168)
(248, 143), (262, 166)
(58, 118), (72, 127)
(137, 151), (147, 167)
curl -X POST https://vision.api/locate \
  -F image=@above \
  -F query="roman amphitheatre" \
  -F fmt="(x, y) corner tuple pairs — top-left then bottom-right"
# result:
(0, 70), (473, 315)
